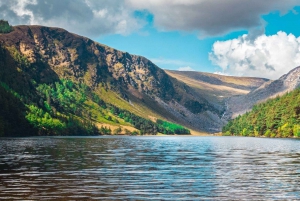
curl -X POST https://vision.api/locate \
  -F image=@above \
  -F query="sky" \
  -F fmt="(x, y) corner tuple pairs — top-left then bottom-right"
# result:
(1, 0), (300, 79)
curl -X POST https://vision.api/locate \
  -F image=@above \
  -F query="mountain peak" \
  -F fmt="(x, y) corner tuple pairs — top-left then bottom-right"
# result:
(280, 66), (300, 89)
(225, 65), (300, 119)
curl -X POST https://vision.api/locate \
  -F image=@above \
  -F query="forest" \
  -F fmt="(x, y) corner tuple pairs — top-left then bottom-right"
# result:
(0, 78), (190, 137)
(223, 88), (300, 137)
(0, 38), (192, 137)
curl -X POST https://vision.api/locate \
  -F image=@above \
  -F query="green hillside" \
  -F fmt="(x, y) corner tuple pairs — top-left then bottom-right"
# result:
(4, 23), (276, 136)
(0, 59), (190, 136)
(0, 24), (233, 133)
(0, 25), (192, 137)
(223, 88), (300, 138)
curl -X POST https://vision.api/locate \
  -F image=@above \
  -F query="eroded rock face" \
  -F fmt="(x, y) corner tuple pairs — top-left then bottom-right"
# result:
(1, 26), (175, 96)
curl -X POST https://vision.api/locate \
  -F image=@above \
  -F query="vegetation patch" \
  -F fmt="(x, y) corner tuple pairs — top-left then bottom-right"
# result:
(156, 119), (190, 134)
(0, 20), (13, 34)
(0, 75), (191, 136)
(223, 88), (300, 138)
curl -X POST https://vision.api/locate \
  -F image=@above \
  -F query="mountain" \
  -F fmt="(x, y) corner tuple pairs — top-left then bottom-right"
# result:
(165, 70), (268, 110)
(2, 23), (295, 136)
(0, 24), (232, 136)
(223, 87), (300, 138)
(167, 67), (300, 135)
(0, 24), (197, 136)
(225, 67), (300, 119)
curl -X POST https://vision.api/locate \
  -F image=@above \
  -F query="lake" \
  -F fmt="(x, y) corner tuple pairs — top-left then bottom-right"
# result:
(0, 136), (300, 200)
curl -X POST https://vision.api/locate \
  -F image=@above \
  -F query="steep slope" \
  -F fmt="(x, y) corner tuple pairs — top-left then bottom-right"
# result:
(0, 24), (225, 134)
(225, 67), (300, 118)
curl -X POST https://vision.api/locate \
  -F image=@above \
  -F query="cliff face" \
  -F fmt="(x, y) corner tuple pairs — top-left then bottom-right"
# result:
(1, 25), (174, 96)
(0, 25), (225, 133)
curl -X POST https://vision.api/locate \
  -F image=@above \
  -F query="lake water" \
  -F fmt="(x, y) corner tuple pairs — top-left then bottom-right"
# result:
(0, 136), (300, 200)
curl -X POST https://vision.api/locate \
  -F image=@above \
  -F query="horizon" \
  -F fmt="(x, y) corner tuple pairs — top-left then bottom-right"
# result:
(1, 0), (300, 79)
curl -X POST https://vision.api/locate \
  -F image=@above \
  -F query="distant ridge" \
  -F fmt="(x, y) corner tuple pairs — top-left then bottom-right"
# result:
(225, 66), (300, 119)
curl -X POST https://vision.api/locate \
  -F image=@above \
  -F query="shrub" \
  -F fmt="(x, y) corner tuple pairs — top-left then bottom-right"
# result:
(264, 129), (271, 137)
(223, 131), (231, 136)
(293, 125), (300, 137)
(0, 20), (13, 33)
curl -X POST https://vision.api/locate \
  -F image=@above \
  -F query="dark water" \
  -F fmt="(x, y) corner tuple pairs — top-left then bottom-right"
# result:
(0, 136), (300, 200)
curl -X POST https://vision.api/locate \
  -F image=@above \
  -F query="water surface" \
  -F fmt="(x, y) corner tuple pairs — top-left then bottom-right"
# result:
(0, 136), (300, 200)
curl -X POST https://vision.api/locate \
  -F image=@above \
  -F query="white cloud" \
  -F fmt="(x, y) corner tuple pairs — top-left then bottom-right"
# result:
(151, 58), (194, 67)
(214, 71), (229, 76)
(178, 66), (195, 71)
(0, 0), (298, 38)
(127, 0), (298, 37)
(209, 31), (300, 79)
(0, 0), (143, 37)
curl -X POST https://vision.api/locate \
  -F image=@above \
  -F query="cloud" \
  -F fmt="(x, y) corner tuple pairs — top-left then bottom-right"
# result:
(209, 31), (300, 79)
(178, 66), (195, 71)
(1, 0), (298, 38)
(214, 71), (229, 76)
(127, 0), (298, 37)
(151, 58), (194, 67)
(0, 0), (143, 37)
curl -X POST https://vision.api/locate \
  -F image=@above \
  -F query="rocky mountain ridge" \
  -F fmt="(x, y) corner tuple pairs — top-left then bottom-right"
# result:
(225, 66), (300, 119)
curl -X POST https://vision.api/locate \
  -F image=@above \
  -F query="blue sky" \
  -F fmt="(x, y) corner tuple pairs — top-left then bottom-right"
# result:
(1, 0), (300, 79)
(97, 6), (300, 78)
(96, 24), (247, 73)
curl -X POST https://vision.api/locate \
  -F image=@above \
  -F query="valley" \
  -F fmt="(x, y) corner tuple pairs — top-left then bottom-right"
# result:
(0, 23), (299, 137)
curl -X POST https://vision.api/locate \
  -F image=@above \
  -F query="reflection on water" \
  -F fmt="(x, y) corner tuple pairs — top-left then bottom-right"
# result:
(0, 136), (300, 200)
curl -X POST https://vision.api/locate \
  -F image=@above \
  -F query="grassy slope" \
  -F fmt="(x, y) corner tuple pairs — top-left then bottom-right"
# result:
(165, 70), (268, 99)
(165, 70), (269, 116)
(0, 25), (195, 135)
(0, 43), (186, 136)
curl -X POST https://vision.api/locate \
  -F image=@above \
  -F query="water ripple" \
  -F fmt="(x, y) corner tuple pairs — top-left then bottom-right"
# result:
(0, 136), (300, 200)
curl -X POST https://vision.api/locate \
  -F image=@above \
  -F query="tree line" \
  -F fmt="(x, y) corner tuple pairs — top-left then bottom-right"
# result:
(223, 88), (300, 137)
(0, 77), (190, 136)
(92, 91), (190, 135)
